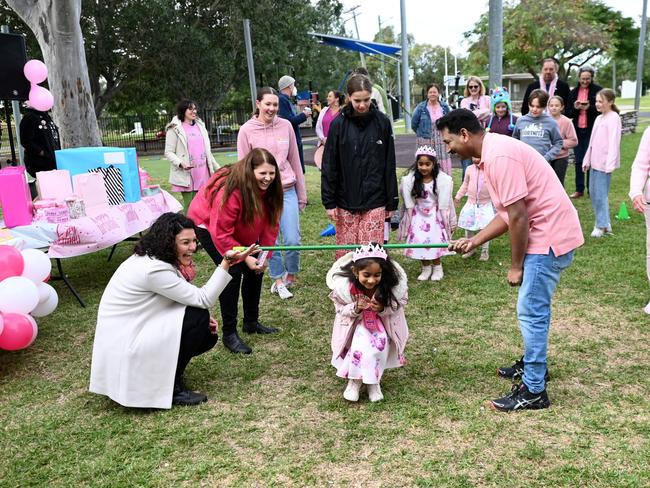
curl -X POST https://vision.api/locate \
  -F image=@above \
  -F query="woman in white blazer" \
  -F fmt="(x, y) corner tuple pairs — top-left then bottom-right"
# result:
(164, 99), (219, 213)
(89, 213), (256, 408)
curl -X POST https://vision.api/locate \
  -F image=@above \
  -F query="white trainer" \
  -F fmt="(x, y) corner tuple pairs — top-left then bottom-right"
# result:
(343, 379), (362, 402)
(367, 383), (384, 402)
(590, 227), (604, 238)
(644, 301), (650, 315)
(271, 281), (293, 299)
(430, 265), (444, 281)
(479, 248), (489, 261)
(417, 265), (432, 281)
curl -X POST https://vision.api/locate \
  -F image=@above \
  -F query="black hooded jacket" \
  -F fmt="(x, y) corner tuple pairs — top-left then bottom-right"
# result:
(321, 103), (398, 212)
(19, 108), (61, 177)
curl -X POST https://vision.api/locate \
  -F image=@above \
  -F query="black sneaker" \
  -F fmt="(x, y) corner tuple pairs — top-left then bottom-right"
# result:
(490, 383), (550, 412)
(497, 356), (550, 382)
(172, 379), (207, 406)
(243, 321), (279, 334)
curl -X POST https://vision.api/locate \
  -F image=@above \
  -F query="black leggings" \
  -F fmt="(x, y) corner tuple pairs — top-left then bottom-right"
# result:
(175, 306), (218, 380)
(196, 227), (263, 336)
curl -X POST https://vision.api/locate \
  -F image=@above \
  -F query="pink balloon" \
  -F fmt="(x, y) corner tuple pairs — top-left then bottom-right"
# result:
(23, 59), (48, 84)
(0, 313), (4, 336)
(0, 313), (37, 351)
(29, 84), (54, 112)
(0, 245), (25, 282)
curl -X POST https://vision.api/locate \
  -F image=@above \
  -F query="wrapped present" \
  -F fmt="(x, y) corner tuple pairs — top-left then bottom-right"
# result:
(0, 166), (33, 227)
(35, 169), (73, 200)
(88, 165), (125, 205)
(72, 172), (109, 215)
(141, 185), (161, 197)
(55, 147), (141, 203)
(64, 196), (86, 219)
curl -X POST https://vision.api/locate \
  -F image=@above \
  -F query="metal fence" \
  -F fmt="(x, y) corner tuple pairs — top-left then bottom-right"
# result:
(0, 107), (253, 163)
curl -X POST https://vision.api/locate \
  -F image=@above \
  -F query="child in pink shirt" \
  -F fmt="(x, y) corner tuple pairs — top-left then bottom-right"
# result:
(548, 96), (578, 187)
(629, 127), (650, 314)
(437, 109), (584, 412)
(454, 158), (495, 261)
(583, 89), (622, 237)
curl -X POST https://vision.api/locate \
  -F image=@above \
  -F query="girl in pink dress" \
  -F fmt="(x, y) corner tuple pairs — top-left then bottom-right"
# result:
(399, 145), (455, 281)
(327, 243), (409, 403)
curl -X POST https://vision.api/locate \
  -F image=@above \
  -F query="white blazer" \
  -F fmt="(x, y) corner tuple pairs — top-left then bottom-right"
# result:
(89, 255), (231, 409)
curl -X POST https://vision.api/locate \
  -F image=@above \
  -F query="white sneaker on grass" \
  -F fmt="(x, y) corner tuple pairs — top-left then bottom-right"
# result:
(430, 265), (444, 281)
(417, 266), (432, 281)
(590, 227), (604, 238)
(343, 379), (362, 402)
(271, 281), (293, 299)
(367, 383), (384, 402)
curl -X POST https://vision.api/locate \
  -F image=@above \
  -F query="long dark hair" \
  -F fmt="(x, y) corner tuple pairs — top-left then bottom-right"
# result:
(134, 212), (195, 266)
(176, 99), (197, 122)
(202, 148), (283, 226)
(253, 87), (278, 117)
(336, 249), (401, 311)
(405, 154), (439, 198)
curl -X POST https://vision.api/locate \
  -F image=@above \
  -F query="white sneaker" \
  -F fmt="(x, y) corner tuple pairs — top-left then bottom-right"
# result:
(271, 281), (293, 299)
(461, 249), (476, 259)
(430, 265), (444, 281)
(479, 248), (489, 261)
(590, 227), (604, 238)
(367, 383), (384, 402)
(644, 301), (650, 315)
(343, 379), (362, 402)
(417, 265), (432, 281)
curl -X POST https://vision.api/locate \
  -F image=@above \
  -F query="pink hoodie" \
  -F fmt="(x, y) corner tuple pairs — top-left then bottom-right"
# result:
(583, 111), (622, 173)
(237, 116), (307, 208)
(630, 126), (650, 203)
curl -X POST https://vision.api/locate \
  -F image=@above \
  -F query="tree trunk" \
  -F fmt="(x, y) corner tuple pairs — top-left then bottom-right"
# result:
(6, 0), (102, 147)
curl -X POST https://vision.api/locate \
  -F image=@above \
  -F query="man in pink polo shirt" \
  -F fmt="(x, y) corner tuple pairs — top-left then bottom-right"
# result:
(437, 109), (584, 412)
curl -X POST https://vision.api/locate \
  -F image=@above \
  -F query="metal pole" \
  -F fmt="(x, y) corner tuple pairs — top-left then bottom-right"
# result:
(351, 8), (366, 68)
(488, 0), (503, 90)
(1, 25), (23, 165)
(635, 0), (648, 112)
(396, 60), (402, 118)
(444, 47), (449, 99)
(612, 60), (616, 95)
(400, 0), (411, 131)
(243, 19), (257, 113)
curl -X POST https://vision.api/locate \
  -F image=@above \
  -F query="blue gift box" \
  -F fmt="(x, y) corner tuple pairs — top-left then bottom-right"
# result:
(55, 147), (141, 203)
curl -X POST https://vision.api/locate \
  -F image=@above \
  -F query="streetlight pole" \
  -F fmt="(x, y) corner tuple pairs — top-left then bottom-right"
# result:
(635, 0), (648, 112)
(399, 0), (411, 131)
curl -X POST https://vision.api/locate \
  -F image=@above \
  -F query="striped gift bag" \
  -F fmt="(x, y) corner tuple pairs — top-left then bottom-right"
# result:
(88, 165), (125, 205)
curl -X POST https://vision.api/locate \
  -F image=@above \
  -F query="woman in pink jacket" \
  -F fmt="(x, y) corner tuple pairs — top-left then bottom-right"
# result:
(582, 88), (621, 238)
(237, 87), (307, 300)
(630, 127), (650, 314)
(326, 243), (409, 403)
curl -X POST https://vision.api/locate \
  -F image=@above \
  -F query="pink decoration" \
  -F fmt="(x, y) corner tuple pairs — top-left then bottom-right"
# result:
(0, 245), (25, 281)
(0, 313), (4, 336)
(0, 166), (34, 227)
(23, 60), (48, 84)
(352, 242), (388, 262)
(29, 84), (54, 112)
(0, 313), (38, 351)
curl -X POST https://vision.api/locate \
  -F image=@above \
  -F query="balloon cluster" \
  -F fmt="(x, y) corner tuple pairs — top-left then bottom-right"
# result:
(23, 60), (54, 112)
(0, 245), (59, 351)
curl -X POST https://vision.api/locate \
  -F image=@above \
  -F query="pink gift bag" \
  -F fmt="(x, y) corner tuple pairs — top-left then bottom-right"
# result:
(72, 172), (109, 215)
(0, 166), (33, 227)
(35, 169), (74, 200)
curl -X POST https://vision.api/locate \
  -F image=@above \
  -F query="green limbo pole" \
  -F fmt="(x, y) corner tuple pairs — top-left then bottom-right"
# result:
(234, 243), (448, 251)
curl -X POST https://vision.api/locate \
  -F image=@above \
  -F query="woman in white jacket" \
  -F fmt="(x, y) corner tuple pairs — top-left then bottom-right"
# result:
(164, 99), (219, 213)
(89, 213), (256, 408)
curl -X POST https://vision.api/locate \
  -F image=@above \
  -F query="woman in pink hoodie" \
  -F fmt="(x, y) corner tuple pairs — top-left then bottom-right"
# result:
(630, 127), (650, 314)
(237, 87), (307, 301)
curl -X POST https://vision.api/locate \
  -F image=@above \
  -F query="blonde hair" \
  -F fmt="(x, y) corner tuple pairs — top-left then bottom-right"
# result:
(549, 95), (565, 107)
(597, 88), (620, 114)
(464, 76), (485, 97)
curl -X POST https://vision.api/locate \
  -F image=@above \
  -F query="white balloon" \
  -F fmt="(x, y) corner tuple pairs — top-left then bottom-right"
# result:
(20, 249), (52, 284)
(36, 282), (51, 303)
(0, 276), (39, 314)
(31, 285), (58, 317)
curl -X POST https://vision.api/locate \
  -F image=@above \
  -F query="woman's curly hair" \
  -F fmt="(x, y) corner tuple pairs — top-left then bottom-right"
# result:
(134, 212), (196, 266)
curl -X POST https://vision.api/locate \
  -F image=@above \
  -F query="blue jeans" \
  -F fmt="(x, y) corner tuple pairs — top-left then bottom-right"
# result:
(268, 187), (301, 279)
(589, 169), (612, 229)
(517, 249), (574, 393)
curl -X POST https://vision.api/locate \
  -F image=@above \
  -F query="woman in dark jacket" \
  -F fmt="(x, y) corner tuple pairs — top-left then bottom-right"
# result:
(19, 107), (61, 177)
(321, 74), (398, 260)
(565, 66), (602, 198)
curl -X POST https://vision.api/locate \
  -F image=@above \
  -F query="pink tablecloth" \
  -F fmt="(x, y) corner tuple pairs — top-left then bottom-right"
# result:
(47, 190), (182, 258)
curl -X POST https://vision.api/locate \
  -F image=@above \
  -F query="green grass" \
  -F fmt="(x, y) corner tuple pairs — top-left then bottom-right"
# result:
(1, 131), (650, 487)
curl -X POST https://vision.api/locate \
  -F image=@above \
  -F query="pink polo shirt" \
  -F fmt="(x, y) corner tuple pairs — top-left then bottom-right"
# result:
(480, 132), (584, 256)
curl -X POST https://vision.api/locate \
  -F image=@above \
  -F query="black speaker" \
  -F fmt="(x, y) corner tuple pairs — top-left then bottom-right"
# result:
(0, 33), (30, 101)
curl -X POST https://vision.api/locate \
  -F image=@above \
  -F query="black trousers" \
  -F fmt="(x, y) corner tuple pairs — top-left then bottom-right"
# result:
(550, 157), (569, 187)
(574, 127), (592, 193)
(196, 227), (263, 336)
(175, 306), (218, 381)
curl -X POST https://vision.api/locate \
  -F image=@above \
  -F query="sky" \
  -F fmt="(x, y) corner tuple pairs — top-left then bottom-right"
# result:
(338, 0), (645, 56)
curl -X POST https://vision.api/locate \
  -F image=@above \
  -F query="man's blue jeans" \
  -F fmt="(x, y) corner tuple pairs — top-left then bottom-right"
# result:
(517, 249), (574, 393)
(268, 187), (301, 279)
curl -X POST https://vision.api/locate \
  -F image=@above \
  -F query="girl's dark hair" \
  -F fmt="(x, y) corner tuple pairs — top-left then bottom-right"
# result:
(598, 88), (620, 114)
(254, 87), (278, 117)
(176, 99), (197, 122)
(405, 154), (439, 198)
(134, 212), (196, 266)
(202, 147), (283, 226)
(425, 83), (441, 93)
(346, 74), (373, 96)
(329, 90), (345, 106)
(336, 245), (401, 311)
